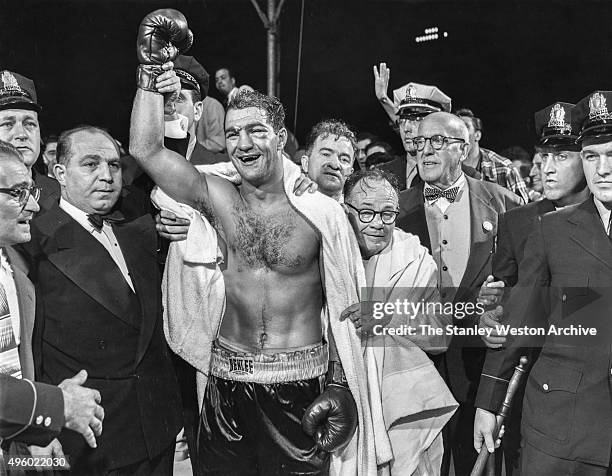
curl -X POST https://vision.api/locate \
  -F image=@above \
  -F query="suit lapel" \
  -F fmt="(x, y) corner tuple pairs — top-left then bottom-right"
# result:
(42, 208), (138, 328)
(397, 184), (431, 251)
(567, 198), (612, 271)
(5, 246), (36, 380)
(112, 218), (159, 365)
(457, 178), (498, 294)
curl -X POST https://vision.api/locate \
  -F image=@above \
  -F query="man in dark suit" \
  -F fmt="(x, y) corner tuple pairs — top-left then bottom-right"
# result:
(474, 92), (612, 475)
(477, 102), (591, 476)
(396, 112), (520, 475)
(22, 126), (181, 475)
(0, 143), (102, 463)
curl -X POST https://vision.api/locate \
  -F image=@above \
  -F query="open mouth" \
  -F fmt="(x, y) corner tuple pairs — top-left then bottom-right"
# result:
(421, 161), (438, 167)
(237, 154), (261, 164)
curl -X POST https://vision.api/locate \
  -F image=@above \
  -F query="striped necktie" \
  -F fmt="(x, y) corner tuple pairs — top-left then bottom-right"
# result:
(0, 280), (21, 378)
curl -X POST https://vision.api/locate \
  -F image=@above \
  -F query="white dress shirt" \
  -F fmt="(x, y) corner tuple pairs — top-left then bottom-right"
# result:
(0, 248), (20, 344)
(59, 199), (135, 292)
(424, 173), (467, 214)
(593, 197), (612, 235)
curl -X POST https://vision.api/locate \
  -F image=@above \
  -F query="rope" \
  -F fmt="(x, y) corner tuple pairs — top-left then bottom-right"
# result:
(293, 0), (305, 133)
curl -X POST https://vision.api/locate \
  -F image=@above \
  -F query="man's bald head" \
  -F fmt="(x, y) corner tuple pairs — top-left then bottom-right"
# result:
(421, 112), (470, 144)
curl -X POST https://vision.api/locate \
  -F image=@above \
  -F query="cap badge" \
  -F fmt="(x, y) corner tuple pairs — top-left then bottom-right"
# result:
(547, 103), (572, 133)
(405, 84), (417, 101)
(0, 71), (22, 95)
(588, 92), (610, 121)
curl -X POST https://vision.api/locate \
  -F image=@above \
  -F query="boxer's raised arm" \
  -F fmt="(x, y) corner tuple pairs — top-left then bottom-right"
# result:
(130, 85), (208, 210)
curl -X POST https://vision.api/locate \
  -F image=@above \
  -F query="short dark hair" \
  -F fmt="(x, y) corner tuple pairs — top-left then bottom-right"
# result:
(343, 167), (399, 201)
(43, 134), (58, 146)
(227, 89), (285, 133)
(356, 131), (378, 143)
(455, 108), (483, 132)
(365, 151), (395, 169)
(365, 140), (394, 156)
(0, 140), (24, 163)
(216, 67), (235, 79)
(57, 125), (120, 165)
(305, 119), (357, 155)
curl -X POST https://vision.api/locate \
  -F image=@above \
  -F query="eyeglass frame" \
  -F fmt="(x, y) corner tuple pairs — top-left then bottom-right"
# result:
(0, 185), (41, 209)
(345, 202), (399, 225)
(410, 135), (467, 152)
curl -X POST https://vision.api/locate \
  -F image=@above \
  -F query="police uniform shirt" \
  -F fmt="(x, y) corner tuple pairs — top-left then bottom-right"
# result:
(593, 196), (612, 235)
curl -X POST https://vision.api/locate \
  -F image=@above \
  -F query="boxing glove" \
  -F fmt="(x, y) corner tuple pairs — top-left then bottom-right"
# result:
(302, 383), (358, 453)
(136, 9), (193, 92)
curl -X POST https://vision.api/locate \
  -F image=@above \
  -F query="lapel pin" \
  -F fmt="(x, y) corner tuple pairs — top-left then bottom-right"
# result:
(483, 221), (493, 232)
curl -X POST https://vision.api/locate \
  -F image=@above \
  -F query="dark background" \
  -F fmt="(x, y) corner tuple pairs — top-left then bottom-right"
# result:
(2, 0), (611, 154)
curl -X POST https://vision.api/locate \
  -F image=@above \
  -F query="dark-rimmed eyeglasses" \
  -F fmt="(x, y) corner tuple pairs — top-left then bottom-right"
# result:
(345, 202), (399, 225)
(0, 185), (41, 208)
(411, 135), (466, 152)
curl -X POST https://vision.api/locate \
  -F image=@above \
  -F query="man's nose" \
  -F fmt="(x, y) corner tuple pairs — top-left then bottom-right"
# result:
(596, 156), (612, 176)
(237, 130), (254, 150)
(24, 192), (40, 214)
(98, 163), (113, 182)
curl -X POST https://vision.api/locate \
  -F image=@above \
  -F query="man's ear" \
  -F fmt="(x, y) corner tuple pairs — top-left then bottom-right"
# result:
(459, 143), (470, 162)
(194, 101), (204, 123)
(53, 163), (66, 185)
(475, 130), (482, 142)
(300, 155), (309, 174)
(277, 127), (288, 151)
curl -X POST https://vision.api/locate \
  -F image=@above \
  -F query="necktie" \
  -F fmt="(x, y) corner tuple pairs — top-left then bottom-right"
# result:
(423, 186), (460, 203)
(0, 280), (21, 378)
(87, 210), (126, 231)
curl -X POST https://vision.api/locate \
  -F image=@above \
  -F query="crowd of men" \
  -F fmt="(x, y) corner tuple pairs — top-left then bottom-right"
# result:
(0, 7), (611, 476)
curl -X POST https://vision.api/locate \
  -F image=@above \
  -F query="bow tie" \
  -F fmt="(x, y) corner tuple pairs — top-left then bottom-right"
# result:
(423, 186), (460, 203)
(87, 211), (125, 231)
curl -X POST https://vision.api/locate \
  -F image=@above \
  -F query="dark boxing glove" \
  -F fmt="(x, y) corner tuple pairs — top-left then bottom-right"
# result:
(136, 9), (193, 92)
(301, 362), (358, 453)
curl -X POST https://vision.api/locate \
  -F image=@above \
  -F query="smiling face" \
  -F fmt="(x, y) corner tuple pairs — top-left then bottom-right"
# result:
(54, 129), (122, 214)
(0, 109), (41, 167)
(302, 134), (354, 198)
(539, 148), (586, 205)
(580, 139), (612, 206)
(225, 106), (286, 187)
(416, 112), (469, 189)
(345, 177), (398, 259)
(0, 154), (40, 246)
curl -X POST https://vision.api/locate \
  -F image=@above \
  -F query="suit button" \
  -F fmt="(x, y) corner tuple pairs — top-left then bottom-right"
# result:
(98, 340), (107, 350)
(542, 383), (549, 391)
(562, 294), (567, 302)
(443, 215), (448, 220)
(44, 417), (51, 427)
(442, 266), (448, 271)
(442, 240), (448, 245)
(36, 415), (43, 425)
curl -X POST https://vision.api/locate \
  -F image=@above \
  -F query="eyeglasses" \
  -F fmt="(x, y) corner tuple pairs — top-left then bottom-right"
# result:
(411, 135), (466, 152)
(345, 202), (399, 225)
(0, 185), (41, 208)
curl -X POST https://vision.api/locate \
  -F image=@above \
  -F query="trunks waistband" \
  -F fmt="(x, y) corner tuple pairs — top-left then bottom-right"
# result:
(210, 338), (328, 384)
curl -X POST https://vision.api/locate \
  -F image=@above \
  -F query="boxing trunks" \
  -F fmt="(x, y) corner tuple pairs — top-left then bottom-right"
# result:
(198, 337), (329, 476)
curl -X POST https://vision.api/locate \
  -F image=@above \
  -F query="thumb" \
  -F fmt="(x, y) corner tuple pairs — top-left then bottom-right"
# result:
(70, 369), (88, 385)
(485, 275), (495, 285)
(493, 305), (504, 318)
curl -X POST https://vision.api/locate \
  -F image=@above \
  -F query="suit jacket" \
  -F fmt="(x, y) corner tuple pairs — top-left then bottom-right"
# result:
(492, 198), (555, 286)
(396, 177), (521, 401)
(476, 197), (612, 467)
(23, 205), (181, 471)
(33, 172), (61, 212)
(0, 247), (63, 447)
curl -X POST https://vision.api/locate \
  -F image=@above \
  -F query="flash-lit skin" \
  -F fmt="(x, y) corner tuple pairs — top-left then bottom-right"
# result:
(0, 155), (40, 246)
(215, 68), (236, 98)
(398, 117), (421, 157)
(301, 135), (354, 201)
(345, 180), (398, 259)
(356, 138), (371, 170)
(530, 153), (544, 193)
(0, 109), (41, 168)
(43, 141), (58, 175)
(539, 148), (589, 207)
(581, 139), (612, 207)
(174, 89), (202, 134)
(417, 112), (469, 189)
(54, 130), (122, 215)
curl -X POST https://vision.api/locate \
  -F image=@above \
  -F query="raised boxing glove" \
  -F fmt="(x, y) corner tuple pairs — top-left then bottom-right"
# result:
(136, 9), (193, 92)
(301, 365), (358, 453)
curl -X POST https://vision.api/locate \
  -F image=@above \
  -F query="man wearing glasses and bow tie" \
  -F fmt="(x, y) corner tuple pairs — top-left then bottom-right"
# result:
(18, 126), (182, 475)
(396, 111), (521, 475)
